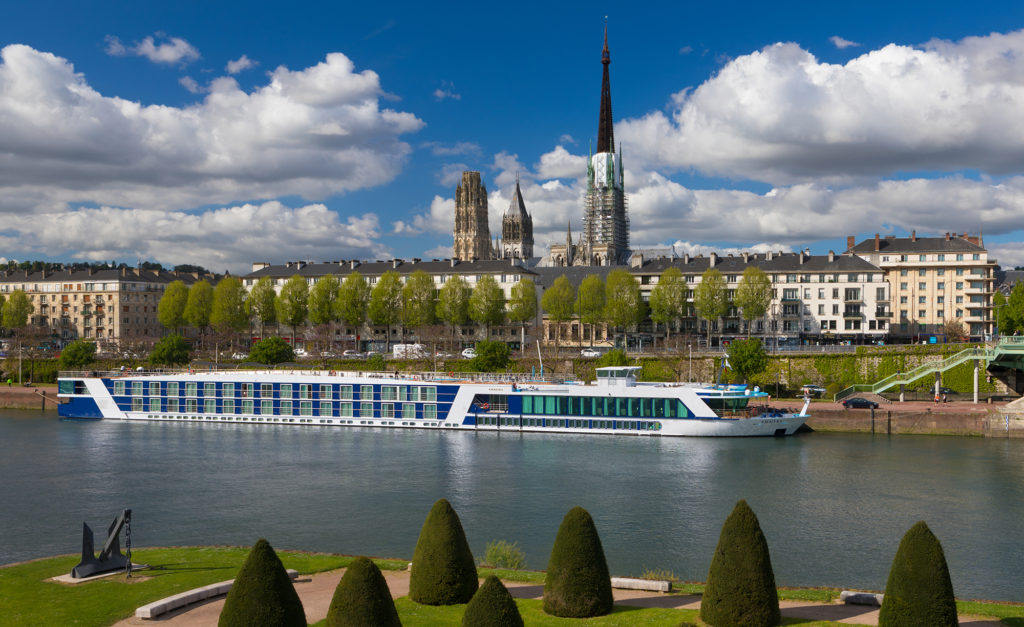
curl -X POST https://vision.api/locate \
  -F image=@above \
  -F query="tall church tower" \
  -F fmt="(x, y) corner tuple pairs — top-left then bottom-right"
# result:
(453, 171), (492, 261)
(581, 26), (629, 266)
(501, 177), (534, 259)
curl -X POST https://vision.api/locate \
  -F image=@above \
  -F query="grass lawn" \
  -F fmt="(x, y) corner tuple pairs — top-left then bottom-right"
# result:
(3, 547), (1024, 626)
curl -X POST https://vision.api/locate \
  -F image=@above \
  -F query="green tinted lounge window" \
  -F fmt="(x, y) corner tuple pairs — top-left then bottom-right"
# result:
(360, 402), (373, 417)
(339, 385), (353, 400)
(222, 383), (234, 397)
(319, 401), (332, 416)
(381, 386), (396, 401)
(132, 381), (143, 396)
(339, 402), (353, 417)
(149, 398), (160, 412)
(205, 399), (216, 413)
(361, 385), (373, 400)
(185, 382), (197, 397)
(522, 396), (533, 413)
(424, 405), (436, 420)
(403, 404), (415, 419)
(262, 400), (273, 415)
(279, 384), (291, 398)
(205, 383), (216, 396)
(300, 401), (313, 416)
(279, 400), (291, 415)
(544, 396), (555, 414)
(242, 400), (254, 414)
(167, 382), (178, 396)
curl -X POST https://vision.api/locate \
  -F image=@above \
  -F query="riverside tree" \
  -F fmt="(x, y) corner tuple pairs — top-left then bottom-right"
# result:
(576, 274), (605, 348)
(409, 498), (478, 605)
(506, 277), (537, 350)
(219, 538), (305, 627)
(336, 272), (370, 330)
(1, 289), (33, 330)
(158, 280), (189, 332)
(59, 340), (97, 369)
(276, 275), (309, 343)
(543, 506), (613, 618)
(148, 334), (191, 365)
(246, 276), (278, 339)
(469, 274), (505, 340)
(249, 336), (294, 364)
(879, 521), (958, 626)
(309, 274), (340, 326)
(734, 266), (772, 338)
(437, 275), (471, 351)
(726, 338), (768, 383)
(694, 268), (728, 347)
(541, 275), (574, 354)
(604, 269), (643, 335)
(211, 277), (248, 336)
(403, 270), (437, 341)
(649, 267), (686, 341)
(183, 280), (214, 335)
(368, 271), (403, 351)
(700, 499), (779, 627)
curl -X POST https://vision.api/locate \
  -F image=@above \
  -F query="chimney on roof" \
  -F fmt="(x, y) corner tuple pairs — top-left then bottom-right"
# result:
(847, 235), (855, 251)
(631, 253), (643, 268)
(120, 267), (127, 277)
(911, 230), (917, 242)
(968, 234), (981, 246)
(350, 260), (358, 269)
(683, 252), (689, 263)
(742, 252), (748, 263)
(767, 251), (774, 261)
(828, 250), (835, 262)
(709, 252), (717, 267)
(392, 259), (399, 268)
(799, 251), (805, 265)
(88, 267), (94, 276)
(450, 258), (457, 268)
(874, 233), (880, 251)
(945, 232), (951, 241)
(252, 262), (270, 272)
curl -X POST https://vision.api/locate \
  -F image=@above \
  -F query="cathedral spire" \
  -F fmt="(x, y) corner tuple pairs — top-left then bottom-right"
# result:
(597, 23), (614, 154)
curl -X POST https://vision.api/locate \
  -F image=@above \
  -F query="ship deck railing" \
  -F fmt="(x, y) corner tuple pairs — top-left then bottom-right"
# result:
(57, 368), (570, 385)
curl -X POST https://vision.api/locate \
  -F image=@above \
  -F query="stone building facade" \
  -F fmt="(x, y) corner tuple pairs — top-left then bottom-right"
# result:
(452, 171), (492, 261)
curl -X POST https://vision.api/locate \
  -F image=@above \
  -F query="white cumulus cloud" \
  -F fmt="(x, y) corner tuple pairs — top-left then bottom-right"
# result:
(829, 35), (860, 49)
(225, 54), (257, 74)
(105, 33), (200, 65)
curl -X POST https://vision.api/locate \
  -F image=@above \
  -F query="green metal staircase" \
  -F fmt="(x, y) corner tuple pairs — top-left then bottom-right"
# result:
(833, 337), (1024, 402)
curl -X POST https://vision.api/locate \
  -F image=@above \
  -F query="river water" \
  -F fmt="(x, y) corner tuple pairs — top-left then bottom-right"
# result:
(2, 410), (1022, 601)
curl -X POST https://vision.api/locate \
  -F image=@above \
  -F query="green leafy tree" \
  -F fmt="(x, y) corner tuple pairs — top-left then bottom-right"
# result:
(734, 266), (772, 338)
(148, 334), (191, 365)
(2, 290), (33, 329)
(507, 278), (538, 350)
(211, 277), (248, 334)
(309, 274), (340, 326)
(409, 498), (478, 605)
(994, 291), (1010, 336)
(649, 267), (686, 340)
(325, 556), (400, 627)
(603, 269), (643, 334)
(879, 521), (957, 627)
(157, 280), (189, 332)
(543, 506), (613, 618)
(595, 349), (629, 368)
(246, 277), (278, 339)
(437, 276), (471, 350)
(218, 538), (305, 627)
(469, 339), (511, 372)
(576, 275), (605, 348)
(336, 272), (370, 329)
(58, 340), (97, 369)
(183, 280), (214, 333)
(1006, 283), (1024, 335)
(727, 338), (768, 383)
(694, 268), (728, 347)
(249, 336), (295, 364)
(470, 275), (505, 339)
(700, 500), (780, 627)
(276, 275), (309, 343)
(368, 271), (403, 351)
(462, 575), (524, 627)
(403, 270), (437, 338)
(541, 275), (575, 354)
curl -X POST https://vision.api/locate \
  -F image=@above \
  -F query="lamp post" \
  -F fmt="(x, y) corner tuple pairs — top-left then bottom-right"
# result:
(688, 343), (692, 382)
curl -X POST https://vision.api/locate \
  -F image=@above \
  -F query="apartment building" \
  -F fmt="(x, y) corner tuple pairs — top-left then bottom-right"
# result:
(850, 232), (996, 340)
(0, 267), (212, 345)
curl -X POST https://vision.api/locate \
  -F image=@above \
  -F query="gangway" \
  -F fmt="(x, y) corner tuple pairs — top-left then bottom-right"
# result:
(833, 337), (1024, 403)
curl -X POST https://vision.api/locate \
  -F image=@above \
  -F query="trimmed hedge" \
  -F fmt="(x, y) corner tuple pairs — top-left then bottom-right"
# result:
(409, 498), (478, 605)
(542, 506), (613, 618)
(462, 575), (524, 627)
(879, 521), (958, 626)
(218, 538), (305, 627)
(700, 500), (780, 627)
(325, 556), (400, 627)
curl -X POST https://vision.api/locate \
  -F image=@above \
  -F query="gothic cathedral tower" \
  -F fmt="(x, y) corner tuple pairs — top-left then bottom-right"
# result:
(501, 177), (534, 259)
(453, 171), (492, 261)
(581, 26), (629, 266)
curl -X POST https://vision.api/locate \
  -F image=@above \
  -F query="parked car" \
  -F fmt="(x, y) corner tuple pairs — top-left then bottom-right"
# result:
(580, 348), (601, 358)
(342, 349), (363, 358)
(800, 384), (827, 397)
(435, 351), (454, 358)
(294, 347), (309, 357)
(231, 352), (248, 360)
(461, 347), (477, 359)
(842, 397), (879, 409)
(320, 351), (337, 358)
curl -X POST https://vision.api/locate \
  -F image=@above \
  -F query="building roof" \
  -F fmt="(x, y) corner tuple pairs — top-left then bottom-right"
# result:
(0, 267), (212, 285)
(633, 252), (882, 275)
(850, 235), (985, 254)
(245, 258), (536, 280)
(504, 179), (529, 219)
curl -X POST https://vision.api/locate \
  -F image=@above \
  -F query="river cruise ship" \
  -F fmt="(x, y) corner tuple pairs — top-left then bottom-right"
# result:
(57, 366), (809, 437)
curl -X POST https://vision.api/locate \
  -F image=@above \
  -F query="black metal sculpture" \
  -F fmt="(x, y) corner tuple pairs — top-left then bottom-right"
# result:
(71, 509), (132, 579)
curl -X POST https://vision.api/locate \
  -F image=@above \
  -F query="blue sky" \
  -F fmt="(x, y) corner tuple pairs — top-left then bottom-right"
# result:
(3, 1), (1024, 273)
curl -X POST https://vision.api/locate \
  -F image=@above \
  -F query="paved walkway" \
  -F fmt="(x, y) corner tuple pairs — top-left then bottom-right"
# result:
(112, 568), (1001, 626)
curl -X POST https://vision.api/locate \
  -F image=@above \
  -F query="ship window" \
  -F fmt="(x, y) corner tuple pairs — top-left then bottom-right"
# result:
(319, 384), (333, 399)
(167, 398), (179, 412)
(544, 396), (556, 414)
(59, 380), (75, 394)
(641, 398), (652, 417)
(627, 398), (638, 416)
(381, 386), (397, 401)
(261, 383), (273, 397)
(300, 401), (313, 416)
(360, 385), (373, 400)
(149, 398), (160, 412)
(339, 402), (353, 417)
(223, 399), (235, 413)
(149, 382), (160, 396)
(206, 399), (217, 414)
(132, 381), (143, 396)
(114, 381), (125, 395)
(398, 387), (408, 401)
(186, 382), (197, 397)
(426, 387), (436, 401)
(242, 400), (254, 414)
(381, 403), (395, 418)
(279, 400), (291, 415)
(616, 397), (628, 417)
(262, 400), (273, 415)
(278, 383), (291, 398)
(132, 398), (144, 412)
(403, 404), (415, 419)
(423, 405), (436, 420)
(339, 385), (353, 400)
(223, 383), (234, 397)
(186, 398), (198, 413)
(360, 402), (373, 417)
(299, 384), (311, 399)
(319, 401), (332, 417)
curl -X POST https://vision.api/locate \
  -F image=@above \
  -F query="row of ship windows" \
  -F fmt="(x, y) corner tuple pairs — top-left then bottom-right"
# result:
(128, 398), (438, 420)
(477, 416), (662, 430)
(114, 382), (437, 402)
(518, 395), (688, 419)
(148, 415), (448, 428)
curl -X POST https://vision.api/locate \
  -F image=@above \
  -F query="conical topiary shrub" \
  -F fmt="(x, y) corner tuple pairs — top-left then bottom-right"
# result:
(879, 521), (958, 626)
(408, 498), (479, 605)
(219, 538), (306, 627)
(325, 556), (401, 627)
(700, 500), (780, 627)
(462, 575), (524, 627)
(542, 506), (613, 618)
